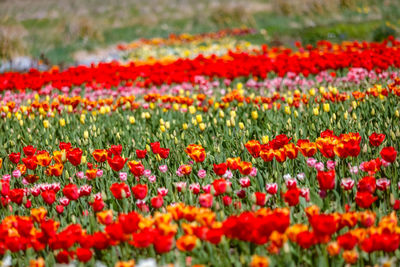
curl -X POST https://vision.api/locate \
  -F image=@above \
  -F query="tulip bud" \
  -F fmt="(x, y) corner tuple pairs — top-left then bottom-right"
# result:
(189, 106), (196, 114)
(388, 193), (396, 206)
(323, 103), (330, 112)
(43, 120), (50, 128)
(284, 106), (291, 115)
(262, 136), (269, 144)
(390, 130), (396, 140)
(251, 110), (258, 120)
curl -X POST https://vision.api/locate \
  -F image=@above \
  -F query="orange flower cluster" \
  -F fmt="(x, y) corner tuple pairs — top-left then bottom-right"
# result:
(185, 144), (206, 163)
(245, 130), (363, 163)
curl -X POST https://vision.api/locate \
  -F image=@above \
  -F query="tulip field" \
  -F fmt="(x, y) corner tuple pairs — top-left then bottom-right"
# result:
(1, 30), (400, 267)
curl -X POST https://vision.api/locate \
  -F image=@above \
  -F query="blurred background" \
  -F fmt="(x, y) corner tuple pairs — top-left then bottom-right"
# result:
(0, 0), (399, 70)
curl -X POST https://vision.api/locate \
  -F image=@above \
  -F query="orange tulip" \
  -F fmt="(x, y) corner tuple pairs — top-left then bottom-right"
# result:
(47, 163), (64, 177)
(30, 207), (47, 223)
(36, 151), (52, 167)
(176, 235), (198, 251)
(92, 149), (108, 163)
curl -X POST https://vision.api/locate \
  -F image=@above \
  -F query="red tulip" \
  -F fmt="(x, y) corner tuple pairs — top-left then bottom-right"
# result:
(254, 192), (267, 206)
(56, 250), (70, 264)
(270, 134), (291, 149)
(110, 183), (130, 199)
(110, 144), (122, 156)
(9, 188), (24, 205)
(151, 195), (164, 208)
(107, 155), (127, 172)
(8, 152), (21, 164)
(369, 133), (385, 147)
(22, 156), (38, 170)
(136, 149), (147, 159)
(128, 161), (144, 177)
(317, 170), (336, 190)
(284, 187), (300, 206)
(1, 180), (10, 196)
(337, 233), (358, 250)
(41, 190), (56, 205)
(76, 248), (93, 263)
(56, 205), (64, 214)
(357, 176), (376, 193)
(222, 196), (232, 206)
(310, 214), (338, 236)
(118, 212), (140, 234)
(23, 145), (37, 157)
(62, 184), (79, 201)
(154, 234), (174, 254)
(296, 231), (315, 249)
(213, 163), (227, 176)
(132, 184), (148, 200)
(158, 148), (170, 159)
(212, 178), (228, 196)
(67, 148), (82, 166)
(355, 191), (377, 208)
(150, 142), (161, 154)
(90, 198), (105, 212)
(59, 142), (72, 151)
(380, 146), (397, 163)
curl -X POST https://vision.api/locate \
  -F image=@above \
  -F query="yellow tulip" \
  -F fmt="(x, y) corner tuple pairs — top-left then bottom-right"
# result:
(284, 106), (291, 115)
(43, 120), (49, 128)
(323, 103), (330, 112)
(189, 106), (196, 114)
(262, 136), (269, 144)
(196, 114), (203, 123)
(251, 110), (258, 120)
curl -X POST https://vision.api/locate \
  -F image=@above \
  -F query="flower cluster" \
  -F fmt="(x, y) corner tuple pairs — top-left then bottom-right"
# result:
(1, 32), (400, 266)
